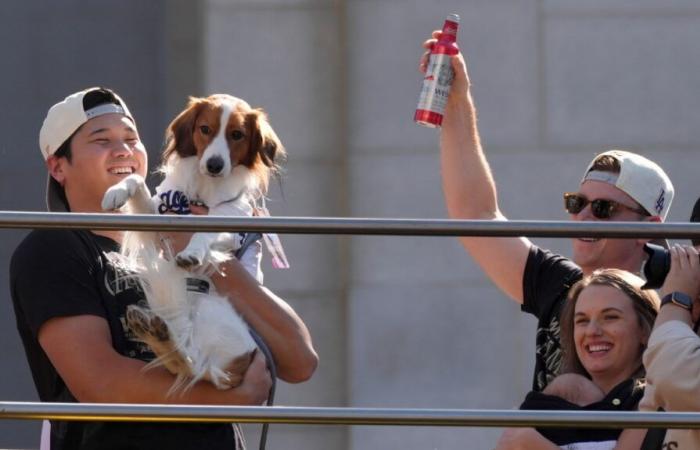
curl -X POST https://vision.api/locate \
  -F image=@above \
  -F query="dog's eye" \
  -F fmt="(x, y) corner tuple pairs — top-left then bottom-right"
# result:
(230, 130), (244, 141)
(199, 125), (211, 135)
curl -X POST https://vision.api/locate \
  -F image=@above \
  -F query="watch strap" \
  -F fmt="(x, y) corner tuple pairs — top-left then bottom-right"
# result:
(661, 291), (693, 311)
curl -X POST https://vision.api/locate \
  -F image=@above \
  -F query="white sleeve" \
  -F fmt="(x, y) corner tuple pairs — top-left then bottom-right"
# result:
(238, 239), (264, 284)
(642, 320), (700, 412)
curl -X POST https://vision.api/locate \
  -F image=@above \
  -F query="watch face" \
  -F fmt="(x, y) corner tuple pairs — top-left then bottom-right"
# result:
(663, 292), (693, 311)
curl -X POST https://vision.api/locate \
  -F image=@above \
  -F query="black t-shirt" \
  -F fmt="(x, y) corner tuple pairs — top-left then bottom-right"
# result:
(522, 246), (583, 392)
(519, 378), (644, 446)
(10, 229), (240, 450)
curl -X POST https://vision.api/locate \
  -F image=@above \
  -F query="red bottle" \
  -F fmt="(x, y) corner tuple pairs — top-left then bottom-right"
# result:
(414, 13), (460, 128)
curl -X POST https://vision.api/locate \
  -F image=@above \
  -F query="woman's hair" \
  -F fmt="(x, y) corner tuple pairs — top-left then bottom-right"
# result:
(559, 268), (660, 379)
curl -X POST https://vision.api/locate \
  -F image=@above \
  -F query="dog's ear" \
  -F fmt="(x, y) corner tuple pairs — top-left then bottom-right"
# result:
(162, 97), (206, 164)
(246, 109), (285, 169)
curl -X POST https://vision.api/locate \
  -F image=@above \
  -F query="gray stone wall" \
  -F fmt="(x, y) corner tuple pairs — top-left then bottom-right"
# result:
(0, 1), (174, 447)
(3, 1), (700, 449)
(201, 1), (349, 448)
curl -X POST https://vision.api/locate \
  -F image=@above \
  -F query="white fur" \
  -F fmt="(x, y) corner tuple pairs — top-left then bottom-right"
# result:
(138, 250), (254, 392)
(103, 169), (259, 391)
(156, 155), (262, 279)
(100, 95), (272, 391)
(198, 102), (236, 177)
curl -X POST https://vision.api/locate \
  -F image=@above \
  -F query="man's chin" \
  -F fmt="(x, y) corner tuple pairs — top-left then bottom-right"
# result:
(572, 240), (604, 268)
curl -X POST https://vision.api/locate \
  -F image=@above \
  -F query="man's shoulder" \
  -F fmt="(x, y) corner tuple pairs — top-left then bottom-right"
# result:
(11, 229), (93, 271)
(522, 244), (583, 319)
(526, 245), (583, 279)
(14, 229), (83, 254)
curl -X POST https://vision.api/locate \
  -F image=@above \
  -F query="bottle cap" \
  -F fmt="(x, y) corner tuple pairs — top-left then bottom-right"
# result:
(447, 13), (460, 23)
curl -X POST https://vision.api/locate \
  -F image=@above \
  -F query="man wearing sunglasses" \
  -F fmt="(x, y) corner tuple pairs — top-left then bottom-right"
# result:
(421, 36), (674, 392)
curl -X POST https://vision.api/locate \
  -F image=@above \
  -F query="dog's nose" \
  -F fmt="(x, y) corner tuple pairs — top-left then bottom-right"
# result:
(206, 156), (224, 175)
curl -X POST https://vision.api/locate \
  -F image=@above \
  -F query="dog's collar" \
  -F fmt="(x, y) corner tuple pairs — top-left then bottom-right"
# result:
(186, 277), (210, 294)
(193, 190), (247, 209)
(218, 190), (246, 206)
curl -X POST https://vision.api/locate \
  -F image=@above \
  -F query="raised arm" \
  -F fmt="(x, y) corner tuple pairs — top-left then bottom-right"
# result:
(422, 32), (531, 302)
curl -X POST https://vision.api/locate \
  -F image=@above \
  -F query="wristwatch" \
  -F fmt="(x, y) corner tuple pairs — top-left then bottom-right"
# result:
(661, 291), (693, 311)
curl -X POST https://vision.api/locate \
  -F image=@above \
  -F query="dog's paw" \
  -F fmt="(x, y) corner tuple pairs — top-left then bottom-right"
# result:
(126, 305), (170, 343)
(150, 314), (171, 342)
(175, 250), (204, 268)
(221, 350), (256, 389)
(126, 305), (152, 336)
(101, 175), (145, 211)
(102, 185), (131, 211)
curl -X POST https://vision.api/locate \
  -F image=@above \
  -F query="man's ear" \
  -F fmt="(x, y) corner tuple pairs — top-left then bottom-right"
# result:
(46, 155), (66, 184)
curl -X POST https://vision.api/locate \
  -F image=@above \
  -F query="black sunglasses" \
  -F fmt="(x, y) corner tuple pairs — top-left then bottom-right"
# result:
(563, 193), (649, 219)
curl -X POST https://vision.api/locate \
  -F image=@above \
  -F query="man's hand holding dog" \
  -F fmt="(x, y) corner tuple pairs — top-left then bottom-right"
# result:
(227, 351), (272, 405)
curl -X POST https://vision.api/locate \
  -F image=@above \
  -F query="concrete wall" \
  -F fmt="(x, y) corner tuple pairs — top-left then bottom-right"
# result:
(0, 0), (206, 447)
(0, 1), (174, 447)
(198, 1), (349, 448)
(2, 1), (700, 449)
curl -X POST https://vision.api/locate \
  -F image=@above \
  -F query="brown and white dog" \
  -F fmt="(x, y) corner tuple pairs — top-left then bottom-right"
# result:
(102, 94), (285, 392)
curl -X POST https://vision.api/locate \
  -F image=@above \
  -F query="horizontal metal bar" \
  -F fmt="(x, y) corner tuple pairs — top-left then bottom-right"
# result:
(1, 402), (699, 429)
(1, 210), (700, 238)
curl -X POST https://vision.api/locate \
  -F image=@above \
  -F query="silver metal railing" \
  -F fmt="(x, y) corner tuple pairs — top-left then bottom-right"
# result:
(2, 210), (698, 431)
(1, 402), (700, 429)
(1, 210), (700, 239)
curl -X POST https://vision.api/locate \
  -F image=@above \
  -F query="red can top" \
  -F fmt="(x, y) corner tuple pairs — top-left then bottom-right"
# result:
(433, 13), (460, 55)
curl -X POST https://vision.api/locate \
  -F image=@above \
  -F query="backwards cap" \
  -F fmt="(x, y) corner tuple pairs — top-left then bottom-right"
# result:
(582, 149), (673, 220)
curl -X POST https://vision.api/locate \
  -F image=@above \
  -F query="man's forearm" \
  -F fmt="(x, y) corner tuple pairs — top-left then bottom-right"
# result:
(653, 303), (694, 329)
(40, 315), (271, 406)
(440, 89), (500, 220)
(93, 357), (265, 405)
(212, 260), (318, 383)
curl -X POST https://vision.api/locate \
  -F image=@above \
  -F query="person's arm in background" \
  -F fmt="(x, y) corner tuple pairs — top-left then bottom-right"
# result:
(494, 428), (560, 450)
(644, 245), (700, 412)
(423, 31), (531, 303)
(614, 429), (648, 450)
(495, 424), (646, 449)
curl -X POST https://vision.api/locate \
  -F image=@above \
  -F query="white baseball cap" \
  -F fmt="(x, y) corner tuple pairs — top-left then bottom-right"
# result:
(581, 149), (674, 220)
(40, 87), (134, 211)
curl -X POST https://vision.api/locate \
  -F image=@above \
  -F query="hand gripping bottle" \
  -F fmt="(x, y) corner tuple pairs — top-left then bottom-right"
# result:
(414, 13), (460, 128)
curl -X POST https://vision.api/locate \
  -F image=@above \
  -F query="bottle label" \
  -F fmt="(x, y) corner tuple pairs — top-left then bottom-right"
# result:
(416, 53), (454, 116)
